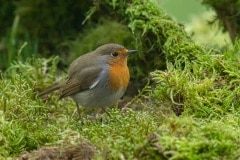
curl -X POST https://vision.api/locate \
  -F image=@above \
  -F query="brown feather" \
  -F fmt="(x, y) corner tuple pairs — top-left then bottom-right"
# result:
(38, 81), (66, 97)
(60, 67), (102, 99)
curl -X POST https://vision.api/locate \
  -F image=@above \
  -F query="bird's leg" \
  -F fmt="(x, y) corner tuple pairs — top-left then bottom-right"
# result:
(76, 102), (81, 120)
(101, 107), (112, 118)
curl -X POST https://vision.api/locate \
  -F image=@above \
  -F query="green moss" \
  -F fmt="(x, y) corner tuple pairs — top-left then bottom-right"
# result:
(78, 109), (160, 159)
(0, 55), (67, 156)
(0, 0), (240, 159)
(0, 55), (240, 159)
(155, 115), (240, 159)
(150, 42), (240, 117)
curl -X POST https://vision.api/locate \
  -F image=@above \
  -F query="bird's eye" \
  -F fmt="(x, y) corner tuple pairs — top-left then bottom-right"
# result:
(111, 52), (118, 57)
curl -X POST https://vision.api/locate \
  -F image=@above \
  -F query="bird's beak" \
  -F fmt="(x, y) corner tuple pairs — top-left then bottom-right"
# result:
(127, 50), (137, 55)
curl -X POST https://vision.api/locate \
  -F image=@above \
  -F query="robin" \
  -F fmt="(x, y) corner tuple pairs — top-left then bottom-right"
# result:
(39, 43), (137, 118)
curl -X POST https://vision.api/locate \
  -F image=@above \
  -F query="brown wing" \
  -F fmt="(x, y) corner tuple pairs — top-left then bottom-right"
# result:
(59, 67), (102, 99)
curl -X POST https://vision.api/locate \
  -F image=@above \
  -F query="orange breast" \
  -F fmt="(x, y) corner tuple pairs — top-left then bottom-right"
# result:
(108, 62), (130, 92)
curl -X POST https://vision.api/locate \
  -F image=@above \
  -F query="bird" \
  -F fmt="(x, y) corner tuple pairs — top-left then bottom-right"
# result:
(39, 43), (137, 119)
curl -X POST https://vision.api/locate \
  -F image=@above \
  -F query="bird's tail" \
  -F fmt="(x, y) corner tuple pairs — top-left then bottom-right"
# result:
(38, 81), (66, 97)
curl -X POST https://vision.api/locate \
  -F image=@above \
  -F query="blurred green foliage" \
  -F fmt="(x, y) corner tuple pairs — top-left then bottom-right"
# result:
(15, 0), (90, 53)
(157, 0), (205, 23)
(0, 0), (90, 70)
(1, 0), (239, 81)
(201, 0), (240, 42)
(0, 1), (15, 36)
(0, 0), (205, 82)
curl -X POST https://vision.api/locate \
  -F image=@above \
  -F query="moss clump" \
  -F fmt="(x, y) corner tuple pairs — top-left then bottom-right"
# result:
(148, 41), (240, 117)
(148, 115), (240, 159)
(1, 0), (240, 159)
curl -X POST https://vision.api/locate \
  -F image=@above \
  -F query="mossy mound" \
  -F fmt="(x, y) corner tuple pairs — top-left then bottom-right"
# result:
(0, 0), (240, 159)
